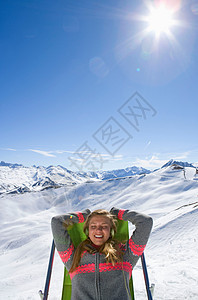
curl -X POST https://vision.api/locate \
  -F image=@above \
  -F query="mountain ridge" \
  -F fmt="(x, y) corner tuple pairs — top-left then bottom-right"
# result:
(161, 159), (195, 169)
(0, 159), (197, 195)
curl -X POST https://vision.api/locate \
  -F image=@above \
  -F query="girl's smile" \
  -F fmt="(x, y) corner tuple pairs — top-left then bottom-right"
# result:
(88, 215), (111, 246)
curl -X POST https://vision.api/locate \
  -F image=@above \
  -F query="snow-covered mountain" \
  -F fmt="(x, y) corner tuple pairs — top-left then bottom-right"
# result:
(0, 161), (150, 195)
(0, 162), (96, 195)
(90, 166), (150, 180)
(161, 159), (196, 169)
(0, 160), (198, 299)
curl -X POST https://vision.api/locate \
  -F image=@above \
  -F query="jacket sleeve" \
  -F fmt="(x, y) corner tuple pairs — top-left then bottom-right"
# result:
(51, 209), (91, 270)
(110, 207), (153, 266)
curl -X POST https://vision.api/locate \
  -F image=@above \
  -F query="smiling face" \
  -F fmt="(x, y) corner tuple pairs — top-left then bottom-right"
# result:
(88, 215), (111, 246)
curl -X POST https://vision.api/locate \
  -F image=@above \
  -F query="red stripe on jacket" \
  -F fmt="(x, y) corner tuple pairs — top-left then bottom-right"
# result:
(129, 238), (145, 256)
(58, 244), (74, 263)
(70, 263), (95, 280)
(99, 262), (132, 278)
(69, 261), (132, 280)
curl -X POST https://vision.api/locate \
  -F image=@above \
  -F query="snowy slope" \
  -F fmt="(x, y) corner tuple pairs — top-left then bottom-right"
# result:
(0, 162), (198, 299)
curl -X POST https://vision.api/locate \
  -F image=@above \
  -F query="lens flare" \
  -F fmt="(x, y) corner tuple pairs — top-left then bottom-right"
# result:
(191, 3), (198, 15)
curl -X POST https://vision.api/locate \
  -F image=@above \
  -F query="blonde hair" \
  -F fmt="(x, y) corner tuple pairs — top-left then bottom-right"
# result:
(69, 209), (124, 272)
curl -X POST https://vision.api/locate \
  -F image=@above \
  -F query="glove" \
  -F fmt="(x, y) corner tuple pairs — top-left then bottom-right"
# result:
(69, 208), (91, 223)
(110, 207), (126, 220)
(63, 208), (91, 227)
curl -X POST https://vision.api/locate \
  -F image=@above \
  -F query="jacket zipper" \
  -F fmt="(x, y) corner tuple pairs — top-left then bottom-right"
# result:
(95, 253), (101, 300)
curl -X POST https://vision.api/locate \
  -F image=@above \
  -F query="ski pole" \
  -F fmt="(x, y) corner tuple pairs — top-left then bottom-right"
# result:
(141, 253), (153, 300)
(39, 240), (55, 300)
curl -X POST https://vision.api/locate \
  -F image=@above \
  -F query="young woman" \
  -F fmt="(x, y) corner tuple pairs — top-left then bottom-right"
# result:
(51, 208), (153, 300)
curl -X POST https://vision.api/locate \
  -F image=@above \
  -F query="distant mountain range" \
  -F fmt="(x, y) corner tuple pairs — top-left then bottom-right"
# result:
(0, 159), (197, 195)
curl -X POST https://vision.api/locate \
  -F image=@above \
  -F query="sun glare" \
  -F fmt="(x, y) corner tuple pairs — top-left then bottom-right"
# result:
(146, 5), (175, 36)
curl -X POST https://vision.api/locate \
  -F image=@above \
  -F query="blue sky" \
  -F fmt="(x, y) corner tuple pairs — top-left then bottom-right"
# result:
(1, 0), (198, 171)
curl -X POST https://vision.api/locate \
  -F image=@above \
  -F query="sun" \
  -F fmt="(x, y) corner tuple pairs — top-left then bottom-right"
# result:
(145, 4), (176, 37)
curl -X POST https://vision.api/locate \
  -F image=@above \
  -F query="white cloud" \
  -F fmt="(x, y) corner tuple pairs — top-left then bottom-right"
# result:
(54, 150), (76, 154)
(134, 155), (167, 170)
(107, 154), (123, 161)
(169, 151), (192, 160)
(1, 148), (17, 151)
(144, 140), (151, 150)
(132, 150), (196, 170)
(29, 149), (56, 157)
(68, 153), (123, 162)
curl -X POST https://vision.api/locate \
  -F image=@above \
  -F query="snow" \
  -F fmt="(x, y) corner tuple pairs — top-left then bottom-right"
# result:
(0, 163), (198, 299)
(0, 163), (150, 195)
